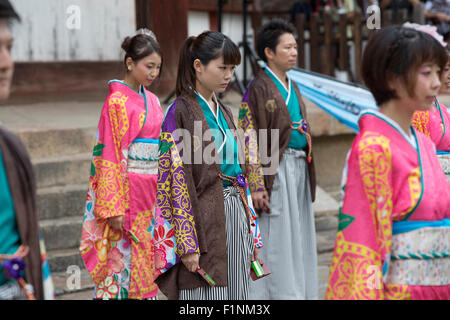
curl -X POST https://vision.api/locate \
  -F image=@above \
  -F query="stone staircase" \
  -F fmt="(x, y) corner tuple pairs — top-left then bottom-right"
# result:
(16, 127), (93, 268)
(16, 127), (96, 296)
(0, 100), (102, 297)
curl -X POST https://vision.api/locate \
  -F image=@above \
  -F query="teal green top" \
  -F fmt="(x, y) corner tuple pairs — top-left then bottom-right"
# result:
(264, 67), (307, 150)
(0, 148), (21, 285)
(194, 91), (242, 187)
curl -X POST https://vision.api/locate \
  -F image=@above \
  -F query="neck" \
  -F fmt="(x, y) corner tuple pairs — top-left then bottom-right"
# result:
(267, 62), (288, 87)
(379, 99), (414, 135)
(195, 80), (214, 103)
(124, 73), (140, 92)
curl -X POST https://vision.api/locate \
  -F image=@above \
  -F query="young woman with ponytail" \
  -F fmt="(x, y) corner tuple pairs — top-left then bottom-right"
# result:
(154, 31), (263, 300)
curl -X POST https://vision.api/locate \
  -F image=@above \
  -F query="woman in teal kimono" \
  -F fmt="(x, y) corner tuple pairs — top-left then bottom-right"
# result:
(154, 31), (262, 300)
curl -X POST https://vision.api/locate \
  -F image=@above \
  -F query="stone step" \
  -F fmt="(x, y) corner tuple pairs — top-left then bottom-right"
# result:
(15, 127), (96, 159)
(316, 229), (337, 254)
(39, 216), (83, 251)
(313, 186), (339, 233)
(32, 153), (91, 188)
(47, 248), (85, 273)
(313, 186), (339, 217)
(51, 268), (94, 297)
(313, 186), (338, 254)
(37, 184), (87, 221)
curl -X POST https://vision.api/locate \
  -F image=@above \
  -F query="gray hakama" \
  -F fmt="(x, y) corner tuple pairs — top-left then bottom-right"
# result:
(249, 148), (318, 300)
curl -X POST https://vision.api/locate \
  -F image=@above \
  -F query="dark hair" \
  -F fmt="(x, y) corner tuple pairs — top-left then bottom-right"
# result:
(444, 31), (450, 43)
(0, 0), (20, 22)
(176, 31), (241, 97)
(256, 18), (296, 62)
(121, 32), (162, 72)
(362, 26), (447, 106)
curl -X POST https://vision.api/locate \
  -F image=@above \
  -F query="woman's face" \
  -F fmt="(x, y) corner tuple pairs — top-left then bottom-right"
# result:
(194, 55), (236, 93)
(128, 52), (162, 87)
(406, 62), (442, 111)
(438, 58), (450, 94)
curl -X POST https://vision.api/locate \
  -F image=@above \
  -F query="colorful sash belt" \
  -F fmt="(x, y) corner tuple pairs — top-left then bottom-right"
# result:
(218, 173), (256, 232)
(290, 119), (312, 163)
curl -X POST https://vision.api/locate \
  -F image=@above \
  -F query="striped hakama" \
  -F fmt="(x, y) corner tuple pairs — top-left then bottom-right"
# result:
(179, 186), (254, 300)
(0, 281), (27, 300)
(249, 148), (318, 300)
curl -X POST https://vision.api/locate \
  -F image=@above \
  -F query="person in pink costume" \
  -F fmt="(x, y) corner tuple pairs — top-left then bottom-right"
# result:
(407, 23), (450, 180)
(80, 29), (164, 300)
(326, 26), (450, 300)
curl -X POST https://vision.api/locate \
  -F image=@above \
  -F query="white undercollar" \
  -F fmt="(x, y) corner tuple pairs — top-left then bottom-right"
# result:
(265, 66), (292, 105)
(360, 109), (417, 149)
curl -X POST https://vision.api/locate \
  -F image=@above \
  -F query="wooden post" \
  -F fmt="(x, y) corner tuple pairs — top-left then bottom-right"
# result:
(382, 9), (392, 28)
(295, 13), (306, 69)
(310, 13), (320, 73)
(353, 11), (363, 83)
(251, 10), (262, 57)
(150, 0), (189, 97)
(135, 0), (153, 29)
(324, 11), (333, 76)
(398, 8), (408, 24)
(338, 13), (348, 73)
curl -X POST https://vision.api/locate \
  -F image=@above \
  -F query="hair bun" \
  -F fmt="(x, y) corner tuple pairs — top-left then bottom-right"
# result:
(121, 36), (132, 52)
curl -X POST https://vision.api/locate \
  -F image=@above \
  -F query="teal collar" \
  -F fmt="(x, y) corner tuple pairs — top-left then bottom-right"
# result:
(264, 66), (292, 105)
(193, 90), (227, 153)
(434, 97), (446, 141)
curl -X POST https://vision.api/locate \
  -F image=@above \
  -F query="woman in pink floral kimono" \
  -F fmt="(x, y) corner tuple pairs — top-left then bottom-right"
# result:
(326, 26), (450, 300)
(79, 29), (164, 300)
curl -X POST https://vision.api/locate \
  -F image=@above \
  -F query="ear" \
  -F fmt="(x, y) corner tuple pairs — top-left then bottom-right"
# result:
(386, 77), (396, 91)
(125, 57), (134, 71)
(264, 47), (276, 62)
(193, 59), (203, 74)
(387, 75), (408, 99)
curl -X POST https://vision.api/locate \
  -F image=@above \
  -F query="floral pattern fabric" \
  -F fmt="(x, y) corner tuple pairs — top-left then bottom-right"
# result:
(80, 81), (163, 299)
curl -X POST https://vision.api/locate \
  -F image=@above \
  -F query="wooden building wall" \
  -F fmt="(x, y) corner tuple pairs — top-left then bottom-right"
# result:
(9, 0), (257, 100)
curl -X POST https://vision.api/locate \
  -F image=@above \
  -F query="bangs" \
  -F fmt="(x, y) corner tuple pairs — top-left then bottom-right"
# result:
(412, 36), (448, 71)
(400, 30), (448, 74)
(221, 37), (241, 66)
(388, 29), (448, 95)
(362, 26), (448, 105)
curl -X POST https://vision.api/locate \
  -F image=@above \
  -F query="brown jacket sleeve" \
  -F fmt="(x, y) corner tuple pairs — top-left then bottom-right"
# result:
(0, 127), (43, 299)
